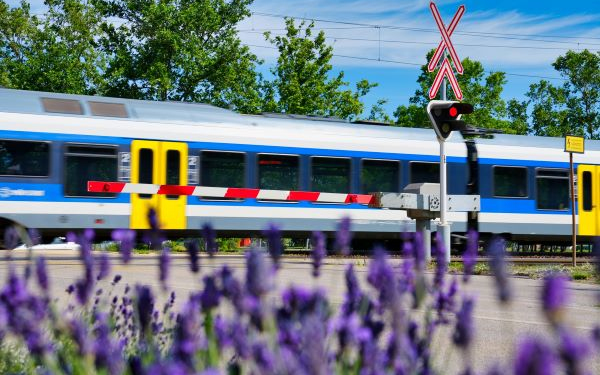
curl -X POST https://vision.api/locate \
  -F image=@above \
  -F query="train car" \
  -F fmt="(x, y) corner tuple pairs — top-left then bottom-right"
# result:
(0, 88), (597, 245)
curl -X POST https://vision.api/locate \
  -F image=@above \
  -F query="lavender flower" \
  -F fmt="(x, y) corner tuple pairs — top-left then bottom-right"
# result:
(202, 223), (218, 257)
(184, 238), (200, 273)
(27, 228), (41, 246)
(69, 318), (91, 355)
(200, 275), (220, 311)
(3, 226), (19, 250)
(463, 229), (478, 282)
(35, 256), (49, 293)
(112, 274), (122, 285)
(96, 252), (111, 281)
(514, 336), (556, 375)
(263, 223), (282, 269)
(311, 231), (326, 278)
(148, 208), (159, 231)
(246, 247), (271, 298)
(253, 342), (276, 374)
(433, 231), (448, 288)
(488, 235), (511, 303)
(542, 272), (569, 326)
(453, 295), (475, 349)
(112, 229), (136, 264)
(136, 285), (155, 335)
(93, 312), (124, 375)
(172, 299), (202, 369)
(559, 329), (591, 375)
(159, 245), (171, 291)
(334, 216), (352, 256)
(220, 265), (244, 312)
(367, 247), (397, 309)
(413, 230), (426, 270)
(341, 264), (363, 316)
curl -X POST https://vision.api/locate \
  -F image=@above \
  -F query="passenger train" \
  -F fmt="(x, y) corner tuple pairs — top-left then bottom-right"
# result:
(0, 88), (598, 245)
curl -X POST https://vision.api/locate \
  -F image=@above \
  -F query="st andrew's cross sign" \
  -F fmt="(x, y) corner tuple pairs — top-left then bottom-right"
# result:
(428, 2), (465, 101)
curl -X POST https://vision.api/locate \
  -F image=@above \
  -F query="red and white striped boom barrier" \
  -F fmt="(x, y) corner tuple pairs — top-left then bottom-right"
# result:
(88, 181), (374, 204)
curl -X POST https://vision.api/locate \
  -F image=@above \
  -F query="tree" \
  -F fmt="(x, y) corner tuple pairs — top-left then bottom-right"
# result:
(262, 18), (375, 120)
(394, 50), (525, 134)
(0, 0), (104, 94)
(93, 0), (264, 113)
(367, 99), (393, 124)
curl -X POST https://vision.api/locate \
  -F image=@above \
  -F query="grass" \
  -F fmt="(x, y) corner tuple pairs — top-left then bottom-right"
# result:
(445, 261), (599, 283)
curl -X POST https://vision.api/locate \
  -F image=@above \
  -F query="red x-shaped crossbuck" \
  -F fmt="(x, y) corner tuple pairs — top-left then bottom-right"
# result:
(428, 2), (465, 100)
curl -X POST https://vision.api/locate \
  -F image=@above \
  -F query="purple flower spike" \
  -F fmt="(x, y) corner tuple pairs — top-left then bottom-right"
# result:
(463, 229), (478, 282)
(35, 256), (49, 293)
(453, 295), (475, 349)
(367, 247), (397, 309)
(96, 252), (111, 281)
(28, 228), (41, 246)
(200, 275), (221, 311)
(112, 274), (122, 286)
(147, 208), (159, 231)
(311, 231), (326, 278)
(185, 238), (200, 273)
(4, 226), (20, 250)
(335, 216), (352, 256)
(201, 223), (218, 257)
(488, 235), (511, 303)
(342, 264), (363, 316)
(246, 247), (271, 298)
(434, 231), (448, 288)
(542, 273), (569, 325)
(159, 245), (171, 291)
(559, 328), (591, 375)
(514, 336), (556, 375)
(112, 229), (136, 264)
(136, 285), (155, 335)
(413, 230), (425, 270)
(263, 223), (282, 269)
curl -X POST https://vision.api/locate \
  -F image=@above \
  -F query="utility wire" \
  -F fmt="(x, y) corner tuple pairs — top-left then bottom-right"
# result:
(245, 43), (567, 80)
(252, 11), (600, 46)
(239, 30), (599, 51)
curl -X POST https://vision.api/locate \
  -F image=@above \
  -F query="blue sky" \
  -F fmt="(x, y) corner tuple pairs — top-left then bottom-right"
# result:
(8, 0), (600, 117)
(240, 0), (600, 116)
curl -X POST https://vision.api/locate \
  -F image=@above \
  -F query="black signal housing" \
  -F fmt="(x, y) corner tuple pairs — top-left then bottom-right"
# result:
(427, 101), (474, 140)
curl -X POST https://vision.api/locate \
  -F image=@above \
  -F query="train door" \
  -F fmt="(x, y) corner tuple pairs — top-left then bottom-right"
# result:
(130, 140), (188, 229)
(577, 165), (599, 236)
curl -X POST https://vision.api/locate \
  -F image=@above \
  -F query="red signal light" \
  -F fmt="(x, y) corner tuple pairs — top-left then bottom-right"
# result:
(449, 106), (458, 117)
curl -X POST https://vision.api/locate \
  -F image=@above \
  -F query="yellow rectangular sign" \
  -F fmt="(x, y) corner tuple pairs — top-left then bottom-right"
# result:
(565, 135), (584, 154)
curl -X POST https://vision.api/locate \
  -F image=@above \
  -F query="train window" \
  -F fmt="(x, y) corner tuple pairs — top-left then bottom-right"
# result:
(201, 151), (245, 200)
(259, 154), (299, 191)
(0, 140), (50, 177)
(493, 166), (528, 197)
(42, 98), (83, 115)
(536, 169), (569, 210)
(410, 162), (440, 184)
(165, 150), (180, 200)
(583, 171), (592, 211)
(65, 144), (117, 197)
(138, 148), (154, 199)
(89, 101), (128, 118)
(361, 159), (400, 194)
(311, 157), (351, 194)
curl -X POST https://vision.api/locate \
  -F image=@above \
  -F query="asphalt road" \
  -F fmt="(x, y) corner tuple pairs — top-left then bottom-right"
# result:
(1, 249), (599, 374)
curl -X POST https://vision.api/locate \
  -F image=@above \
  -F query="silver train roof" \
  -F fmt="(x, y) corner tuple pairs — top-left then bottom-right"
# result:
(0, 87), (595, 150)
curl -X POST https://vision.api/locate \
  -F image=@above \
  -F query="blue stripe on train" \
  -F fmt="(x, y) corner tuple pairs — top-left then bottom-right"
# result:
(0, 181), (571, 215)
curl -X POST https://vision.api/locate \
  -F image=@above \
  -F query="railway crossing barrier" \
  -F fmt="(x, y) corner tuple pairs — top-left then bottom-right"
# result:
(369, 183), (480, 260)
(88, 181), (480, 258)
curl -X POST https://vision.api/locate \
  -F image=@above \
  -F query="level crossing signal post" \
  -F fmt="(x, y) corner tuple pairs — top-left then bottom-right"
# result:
(427, 100), (474, 263)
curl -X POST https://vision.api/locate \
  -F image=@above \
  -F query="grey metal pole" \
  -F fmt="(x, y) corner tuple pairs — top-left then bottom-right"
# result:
(438, 54), (451, 263)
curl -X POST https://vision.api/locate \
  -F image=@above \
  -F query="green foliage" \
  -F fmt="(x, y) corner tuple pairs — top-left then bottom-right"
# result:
(216, 238), (241, 252)
(367, 99), (393, 124)
(262, 18), (375, 120)
(394, 50), (523, 134)
(0, 0), (105, 94)
(93, 0), (264, 113)
(525, 50), (600, 139)
(0, 343), (33, 374)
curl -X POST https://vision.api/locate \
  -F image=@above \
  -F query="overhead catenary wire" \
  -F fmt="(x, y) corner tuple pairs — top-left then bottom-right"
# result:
(244, 43), (567, 81)
(252, 11), (600, 46)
